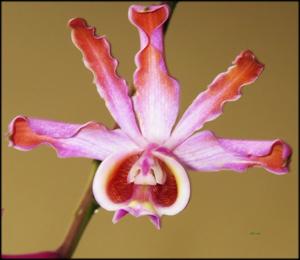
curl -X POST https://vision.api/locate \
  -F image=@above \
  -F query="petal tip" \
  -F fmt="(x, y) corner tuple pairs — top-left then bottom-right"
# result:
(129, 4), (169, 34)
(112, 209), (129, 224)
(149, 215), (161, 230)
(68, 18), (88, 29)
(235, 49), (265, 72)
(8, 116), (34, 150)
(258, 140), (292, 174)
(129, 4), (168, 14)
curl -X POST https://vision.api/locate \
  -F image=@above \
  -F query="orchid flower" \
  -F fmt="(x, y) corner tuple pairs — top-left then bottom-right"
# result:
(8, 4), (291, 230)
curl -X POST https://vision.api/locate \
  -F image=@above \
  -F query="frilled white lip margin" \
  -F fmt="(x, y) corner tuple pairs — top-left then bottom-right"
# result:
(92, 151), (190, 228)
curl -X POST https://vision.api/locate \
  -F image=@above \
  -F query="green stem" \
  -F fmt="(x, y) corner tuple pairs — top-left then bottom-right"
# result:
(56, 2), (178, 258)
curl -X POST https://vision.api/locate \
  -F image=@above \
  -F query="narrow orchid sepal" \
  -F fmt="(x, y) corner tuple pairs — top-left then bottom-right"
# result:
(69, 18), (146, 146)
(129, 5), (180, 144)
(174, 130), (292, 174)
(166, 50), (264, 148)
(8, 116), (140, 161)
(218, 138), (292, 174)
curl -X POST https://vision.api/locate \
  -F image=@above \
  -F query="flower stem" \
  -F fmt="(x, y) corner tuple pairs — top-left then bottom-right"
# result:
(56, 160), (100, 258)
(56, 2), (178, 258)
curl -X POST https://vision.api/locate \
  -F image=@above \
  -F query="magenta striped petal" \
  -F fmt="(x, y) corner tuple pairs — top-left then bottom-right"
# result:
(129, 5), (180, 144)
(174, 130), (291, 174)
(69, 18), (146, 146)
(166, 50), (264, 148)
(8, 116), (140, 161)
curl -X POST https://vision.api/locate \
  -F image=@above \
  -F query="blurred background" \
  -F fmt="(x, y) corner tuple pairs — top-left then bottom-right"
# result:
(2, 1), (298, 258)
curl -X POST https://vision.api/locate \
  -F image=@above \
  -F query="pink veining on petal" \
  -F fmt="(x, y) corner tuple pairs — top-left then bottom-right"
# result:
(166, 50), (264, 149)
(69, 18), (146, 146)
(174, 130), (292, 174)
(129, 4), (180, 144)
(8, 116), (139, 161)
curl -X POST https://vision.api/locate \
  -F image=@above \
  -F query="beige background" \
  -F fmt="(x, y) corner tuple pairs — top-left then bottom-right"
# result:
(2, 1), (298, 258)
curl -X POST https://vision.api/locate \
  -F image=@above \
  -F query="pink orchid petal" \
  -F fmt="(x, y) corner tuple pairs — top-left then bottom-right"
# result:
(166, 50), (264, 148)
(174, 130), (292, 174)
(2, 251), (61, 259)
(129, 4), (180, 143)
(8, 116), (140, 161)
(69, 18), (146, 146)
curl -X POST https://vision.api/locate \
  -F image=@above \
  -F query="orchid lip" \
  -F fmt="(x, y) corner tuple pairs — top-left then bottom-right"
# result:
(93, 150), (191, 225)
(112, 206), (161, 229)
